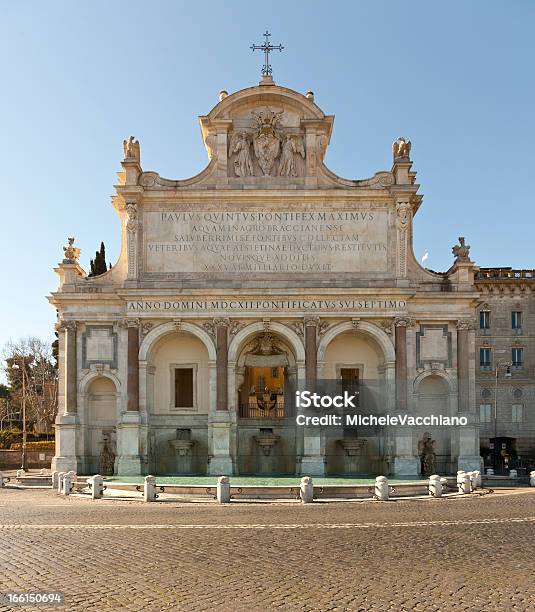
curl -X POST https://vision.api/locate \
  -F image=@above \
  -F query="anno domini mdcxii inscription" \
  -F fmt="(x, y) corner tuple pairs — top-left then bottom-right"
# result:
(144, 208), (388, 274)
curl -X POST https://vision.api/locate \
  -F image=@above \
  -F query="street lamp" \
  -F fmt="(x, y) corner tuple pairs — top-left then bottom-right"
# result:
(11, 357), (28, 472)
(493, 356), (511, 472)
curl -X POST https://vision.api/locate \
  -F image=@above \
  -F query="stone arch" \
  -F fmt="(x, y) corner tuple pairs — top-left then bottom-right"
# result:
(317, 321), (396, 364)
(413, 369), (456, 395)
(79, 374), (120, 475)
(139, 321), (216, 362)
(228, 321), (305, 363)
(78, 369), (122, 397)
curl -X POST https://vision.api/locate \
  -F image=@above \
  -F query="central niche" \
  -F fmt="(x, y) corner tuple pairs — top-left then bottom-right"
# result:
(237, 332), (295, 419)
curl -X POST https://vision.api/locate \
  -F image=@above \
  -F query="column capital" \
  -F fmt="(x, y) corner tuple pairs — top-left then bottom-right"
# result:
(456, 319), (475, 331)
(394, 316), (415, 328)
(56, 320), (78, 332)
(304, 316), (320, 327)
(214, 317), (230, 327)
(119, 318), (140, 329)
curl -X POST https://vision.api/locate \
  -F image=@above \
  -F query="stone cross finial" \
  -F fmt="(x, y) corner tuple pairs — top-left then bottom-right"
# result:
(63, 237), (80, 263)
(452, 236), (471, 263)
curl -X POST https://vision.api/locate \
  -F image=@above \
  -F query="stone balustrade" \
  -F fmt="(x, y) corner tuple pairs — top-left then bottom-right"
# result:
(4, 473), (482, 503)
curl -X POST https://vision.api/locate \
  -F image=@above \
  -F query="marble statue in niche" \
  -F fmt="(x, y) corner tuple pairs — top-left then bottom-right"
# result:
(229, 131), (254, 177)
(278, 134), (305, 177)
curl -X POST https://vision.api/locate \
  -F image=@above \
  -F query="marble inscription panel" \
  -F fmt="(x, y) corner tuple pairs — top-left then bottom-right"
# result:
(143, 209), (388, 274)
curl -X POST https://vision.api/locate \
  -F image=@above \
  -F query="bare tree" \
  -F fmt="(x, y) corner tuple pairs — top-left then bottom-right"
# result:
(3, 337), (58, 433)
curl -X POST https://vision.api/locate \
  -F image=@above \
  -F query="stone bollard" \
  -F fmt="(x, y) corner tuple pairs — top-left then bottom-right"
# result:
(16, 469), (25, 478)
(62, 473), (73, 496)
(457, 471), (471, 494)
(509, 469), (518, 479)
(429, 475), (442, 497)
(144, 475), (156, 502)
(89, 475), (104, 500)
(57, 472), (66, 494)
(39, 468), (46, 476)
(51, 471), (59, 490)
(374, 476), (389, 501)
(0, 472), (4, 488)
(217, 476), (231, 504)
(530, 471), (535, 487)
(300, 476), (314, 503)
(440, 477), (448, 492)
(468, 471), (478, 491)
(473, 470), (482, 489)
(486, 468), (494, 476)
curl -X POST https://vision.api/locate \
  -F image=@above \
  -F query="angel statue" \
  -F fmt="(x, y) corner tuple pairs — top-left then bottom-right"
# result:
(229, 131), (254, 177)
(278, 134), (305, 177)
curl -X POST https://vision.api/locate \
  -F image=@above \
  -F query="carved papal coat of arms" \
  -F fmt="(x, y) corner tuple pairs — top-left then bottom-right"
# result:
(251, 108), (284, 175)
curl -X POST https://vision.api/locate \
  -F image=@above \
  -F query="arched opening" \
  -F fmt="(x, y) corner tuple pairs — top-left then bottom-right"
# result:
(234, 330), (299, 475)
(415, 374), (452, 475)
(85, 376), (118, 475)
(145, 330), (211, 475)
(319, 325), (394, 476)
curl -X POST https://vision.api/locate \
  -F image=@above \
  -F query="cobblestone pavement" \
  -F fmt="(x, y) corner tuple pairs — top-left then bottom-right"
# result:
(1, 487), (535, 611)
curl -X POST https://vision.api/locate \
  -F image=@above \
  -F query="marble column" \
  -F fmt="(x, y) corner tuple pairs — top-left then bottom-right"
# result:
(64, 322), (78, 414)
(394, 318), (408, 411)
(209, 318), (233, 475)
(51, 321), (78, 472)
(127, 320), (140, 411)
(301, 317), (324, 476)
(116, 318), (142, 474)
(456, 321), (470, 413)
(393, 317), (419, 476)
(216, 319), (229, 411)
(305, 317), (318, 389)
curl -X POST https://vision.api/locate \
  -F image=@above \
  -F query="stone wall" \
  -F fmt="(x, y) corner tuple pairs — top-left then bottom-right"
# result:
(0, 449), (54, 469)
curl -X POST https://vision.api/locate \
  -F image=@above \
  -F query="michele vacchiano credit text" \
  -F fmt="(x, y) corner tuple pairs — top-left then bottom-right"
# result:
(294, 391), (468, 427)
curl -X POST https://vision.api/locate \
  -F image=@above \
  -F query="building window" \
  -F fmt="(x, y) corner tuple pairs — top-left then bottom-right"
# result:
(174, 368), (194, 408)
(479, 310), (490, 330)
(479, 348), (491, 369)
(512, 404), (523, 423)
(512, 311), (522, 330)
(170, 364), (198, 411)
(479, 404), (492, 423)
(511, 348), (523, 368)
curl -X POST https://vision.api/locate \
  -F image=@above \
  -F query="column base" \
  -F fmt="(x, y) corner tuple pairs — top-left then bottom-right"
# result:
(393, 457), (420, 477)
(457, 456), (482, 472)
(116, 456), (143, 476)
(299, 457), (326, 477)
(208, 456), (234, 476)
(52, 413), (77, 473)
(51, 456), (77, 472)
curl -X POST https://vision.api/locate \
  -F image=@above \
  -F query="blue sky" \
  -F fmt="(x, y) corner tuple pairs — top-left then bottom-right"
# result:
(1, 1), (534, 360)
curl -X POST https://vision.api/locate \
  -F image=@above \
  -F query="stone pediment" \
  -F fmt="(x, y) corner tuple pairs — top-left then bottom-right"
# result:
(129, 81), (401, 191)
